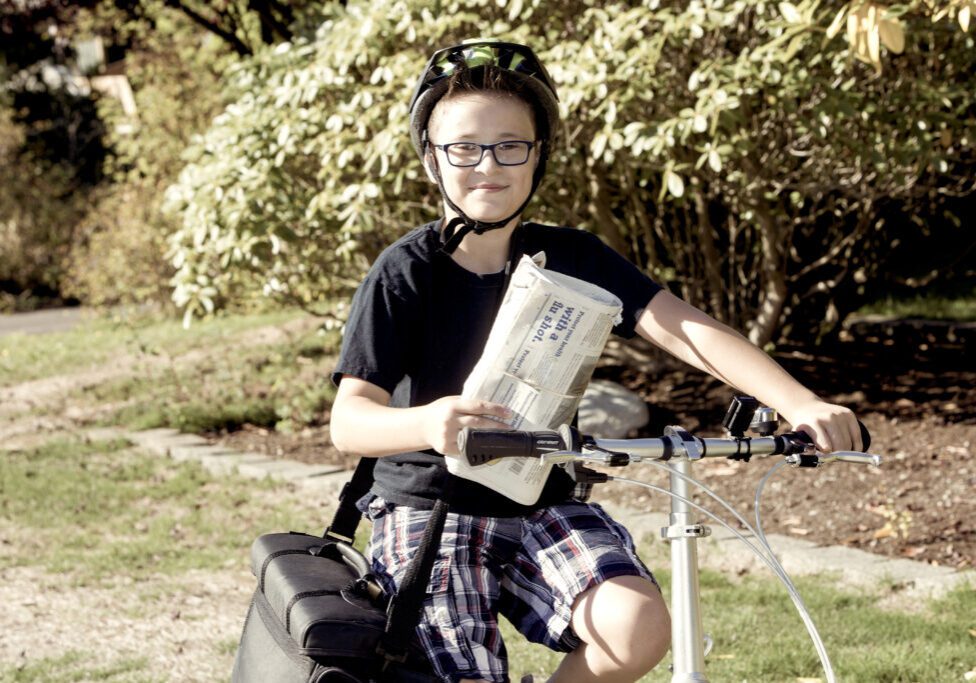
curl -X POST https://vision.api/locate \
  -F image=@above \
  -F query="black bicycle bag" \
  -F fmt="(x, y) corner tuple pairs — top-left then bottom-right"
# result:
(231, 459), (445, 683)
(231, 531), (387, 682)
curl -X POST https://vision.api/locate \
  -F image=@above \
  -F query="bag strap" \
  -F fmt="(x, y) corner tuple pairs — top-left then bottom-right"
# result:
(323, 456), (376, 543)
(376, 481), (453, 665)
(323, 457), (452, 667)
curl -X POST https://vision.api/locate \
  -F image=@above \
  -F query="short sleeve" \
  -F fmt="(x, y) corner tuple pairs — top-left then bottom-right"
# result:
(330, 275), (411, 394)
(577, 232), (662, 338)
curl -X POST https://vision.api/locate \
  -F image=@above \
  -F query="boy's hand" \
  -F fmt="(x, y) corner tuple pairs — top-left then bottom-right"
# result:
(783, 400), (862, 453)
(422, 396), (513, 456)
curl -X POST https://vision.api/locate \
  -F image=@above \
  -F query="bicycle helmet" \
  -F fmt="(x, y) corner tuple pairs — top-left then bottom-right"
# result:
(407, 40), (560, 254)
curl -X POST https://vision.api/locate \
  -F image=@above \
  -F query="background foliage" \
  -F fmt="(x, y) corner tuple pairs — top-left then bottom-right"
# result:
(0, 0), (327, 311)
(165, 0), (975, 342)
(62, 4), (235, 307)
(2, 0), (974, 343)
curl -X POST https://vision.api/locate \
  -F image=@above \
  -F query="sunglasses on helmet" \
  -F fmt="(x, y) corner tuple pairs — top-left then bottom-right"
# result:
(408, 40), (559, 114)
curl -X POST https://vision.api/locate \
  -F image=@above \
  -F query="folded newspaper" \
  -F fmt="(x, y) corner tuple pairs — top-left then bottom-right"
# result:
(446, 253), (623, 505)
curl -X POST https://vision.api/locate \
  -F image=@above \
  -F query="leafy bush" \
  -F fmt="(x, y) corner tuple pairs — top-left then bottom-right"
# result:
(2, 0), (302, 309)
(0, 109), (89, 311)
(165, 0), (976, 341)
(62, 4), (237, 307)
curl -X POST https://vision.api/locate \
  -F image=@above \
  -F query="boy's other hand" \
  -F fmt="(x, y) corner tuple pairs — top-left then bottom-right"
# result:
(783, 400), (862, 453)
(422, 396), (513, 456)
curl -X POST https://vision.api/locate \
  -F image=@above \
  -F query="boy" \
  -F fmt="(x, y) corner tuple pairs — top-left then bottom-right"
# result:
(330, 41), (861, 683)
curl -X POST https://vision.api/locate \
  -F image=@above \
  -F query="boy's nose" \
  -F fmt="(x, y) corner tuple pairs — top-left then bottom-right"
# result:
(474, 148), (501, 171)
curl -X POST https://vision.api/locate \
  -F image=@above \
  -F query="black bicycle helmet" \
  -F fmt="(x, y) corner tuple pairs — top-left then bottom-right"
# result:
(407, 41), (560, 254)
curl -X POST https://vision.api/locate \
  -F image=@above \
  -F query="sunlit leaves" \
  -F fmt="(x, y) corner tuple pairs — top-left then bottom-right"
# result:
(927, 0), (976, 31)
(665, 169), (685, 198)
(843, 3), (906, 72)
(826, 1), (976, 73)
(780, 2), (805, 24)
(163, 0), (976, 345)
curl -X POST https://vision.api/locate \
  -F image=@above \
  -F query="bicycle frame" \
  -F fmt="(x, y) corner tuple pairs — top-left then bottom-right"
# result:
(667, 455), (710, 682)
(459, 416), (881, 683)
(585, 427), (717, 682)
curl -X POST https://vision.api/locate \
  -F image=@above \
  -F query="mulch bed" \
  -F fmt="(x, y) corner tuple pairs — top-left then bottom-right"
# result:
(211, 320), (975, 570)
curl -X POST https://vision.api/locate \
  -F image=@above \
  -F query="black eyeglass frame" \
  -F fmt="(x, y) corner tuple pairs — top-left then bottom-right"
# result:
(429, 140), (538, 167)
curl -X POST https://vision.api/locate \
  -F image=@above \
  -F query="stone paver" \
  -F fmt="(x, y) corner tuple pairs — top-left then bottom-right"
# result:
(232, 455), (281, 478)
(94, 426), (975, 604)
(168, 444), (238, 463)
(197, 451), (271, 476)
(82, 426), (128, 442)
(602, 501), (974, 603)
(128, 428), (208, 457)
(295, 470), (354, 496)
(265, 461), (344, 482)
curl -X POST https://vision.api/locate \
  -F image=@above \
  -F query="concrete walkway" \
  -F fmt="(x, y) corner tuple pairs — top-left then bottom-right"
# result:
(97, 425), (974, 608)
(0, 307), (84, 337)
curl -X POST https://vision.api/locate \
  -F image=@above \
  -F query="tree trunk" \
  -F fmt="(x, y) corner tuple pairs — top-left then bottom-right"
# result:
(692, 189), (725, 321)
(748, 199), (787, 348)
(247, 0), (293, 43)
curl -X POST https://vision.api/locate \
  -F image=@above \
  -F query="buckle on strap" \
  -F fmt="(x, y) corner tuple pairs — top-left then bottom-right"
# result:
(323, 527), (354, 544)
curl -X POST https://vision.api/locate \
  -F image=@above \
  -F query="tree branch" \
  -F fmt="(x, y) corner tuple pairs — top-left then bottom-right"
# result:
(164, 0), (252, 56)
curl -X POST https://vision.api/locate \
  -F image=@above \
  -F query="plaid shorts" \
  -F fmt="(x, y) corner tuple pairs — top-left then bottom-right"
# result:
(362, 497), (658, 683)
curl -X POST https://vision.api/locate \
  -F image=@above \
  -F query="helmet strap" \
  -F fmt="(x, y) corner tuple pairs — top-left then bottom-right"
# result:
(428, 141), (549, 255)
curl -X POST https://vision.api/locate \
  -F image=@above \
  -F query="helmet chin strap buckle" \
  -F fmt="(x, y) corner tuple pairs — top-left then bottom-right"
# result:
(439, 216), (511, 254)
(436, 184), (536, 254)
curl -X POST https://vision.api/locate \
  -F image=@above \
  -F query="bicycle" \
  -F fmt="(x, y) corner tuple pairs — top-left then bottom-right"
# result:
(458, 395), (881, 683)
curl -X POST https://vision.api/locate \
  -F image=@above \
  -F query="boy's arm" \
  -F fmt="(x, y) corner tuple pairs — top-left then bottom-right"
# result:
(635, 291), (862, 452)
(330, 375), (512, 457)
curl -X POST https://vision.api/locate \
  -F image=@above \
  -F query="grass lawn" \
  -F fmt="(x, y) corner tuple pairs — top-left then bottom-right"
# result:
(0, 437), (342, 584)
(3, 308), (340, 437)
(0, 307), (306, 386)
(856, 287), (976, 322)
(2, 436), (973, 682)
(74, 319), (340, 434)
(2, 309), (974, 682)
(1, 652), (157, 683)
(508, 556), (976, 682)
(0, 436), (351, 682)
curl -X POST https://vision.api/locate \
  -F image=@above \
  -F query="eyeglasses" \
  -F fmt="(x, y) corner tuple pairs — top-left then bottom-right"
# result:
(431, 140), (536, 167)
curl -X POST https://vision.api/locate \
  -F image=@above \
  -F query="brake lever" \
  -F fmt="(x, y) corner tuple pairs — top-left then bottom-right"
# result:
(785, 452), (882, 468)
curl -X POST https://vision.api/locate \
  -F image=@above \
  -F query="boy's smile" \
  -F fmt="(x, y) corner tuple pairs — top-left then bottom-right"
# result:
(426, 92), (538, 226)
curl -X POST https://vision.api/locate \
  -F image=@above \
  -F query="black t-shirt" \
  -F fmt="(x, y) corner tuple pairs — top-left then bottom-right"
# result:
(331, 220), (662, 516)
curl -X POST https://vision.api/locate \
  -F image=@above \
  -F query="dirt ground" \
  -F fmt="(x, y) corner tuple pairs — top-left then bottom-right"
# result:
(212, 319), (976, 571)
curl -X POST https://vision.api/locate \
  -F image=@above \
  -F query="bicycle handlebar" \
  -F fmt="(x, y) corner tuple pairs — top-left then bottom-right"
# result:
(454, 417), (877, 683)
(457, 421), (876, 468)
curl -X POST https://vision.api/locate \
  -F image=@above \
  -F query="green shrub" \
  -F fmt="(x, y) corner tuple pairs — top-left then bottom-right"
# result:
(163, 0), (976, 341)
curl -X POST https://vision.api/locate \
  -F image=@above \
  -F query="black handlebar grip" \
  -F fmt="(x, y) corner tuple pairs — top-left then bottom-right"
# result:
(458, 427), (566, 466)
(784, 420), (871, 452)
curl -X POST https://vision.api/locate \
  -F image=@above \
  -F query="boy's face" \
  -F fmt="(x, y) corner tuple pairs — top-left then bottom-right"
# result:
(425, 92), (539, 224)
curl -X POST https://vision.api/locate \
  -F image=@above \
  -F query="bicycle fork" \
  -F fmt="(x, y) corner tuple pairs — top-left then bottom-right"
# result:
(664, 457), (712, 683)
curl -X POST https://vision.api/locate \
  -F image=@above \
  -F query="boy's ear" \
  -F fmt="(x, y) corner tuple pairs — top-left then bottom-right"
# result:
(423, 147), (440, 184)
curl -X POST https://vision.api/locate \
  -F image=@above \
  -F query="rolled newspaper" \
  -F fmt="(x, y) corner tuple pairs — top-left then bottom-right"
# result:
(447, 253), (623, 504)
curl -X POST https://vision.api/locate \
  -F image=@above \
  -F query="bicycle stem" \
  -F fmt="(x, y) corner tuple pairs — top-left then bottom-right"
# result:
(667, 456), (710, 683)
